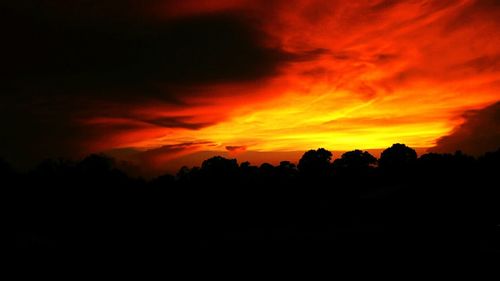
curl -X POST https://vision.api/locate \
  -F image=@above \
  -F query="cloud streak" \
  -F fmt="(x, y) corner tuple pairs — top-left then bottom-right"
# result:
(1, 0), (499, 170)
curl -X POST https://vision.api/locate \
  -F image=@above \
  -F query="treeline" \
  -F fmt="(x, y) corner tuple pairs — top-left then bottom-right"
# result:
(5, 143), (500, 258)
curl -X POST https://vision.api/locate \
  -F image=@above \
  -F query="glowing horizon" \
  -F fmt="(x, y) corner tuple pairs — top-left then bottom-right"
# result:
(88, 1), (499, 159)
(2, 0), (499, 172)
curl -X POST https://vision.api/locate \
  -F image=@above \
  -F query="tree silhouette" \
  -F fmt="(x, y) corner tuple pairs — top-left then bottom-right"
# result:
(177, 166), (191, 178)
(0, 158), (14, 190)
(177, 165), (201, 183)
(298, 148), (332, 177)
(378, 143), (417, 171)
(201, 156), (238, 172)
(150, 174), (175, 188)
(333, 150), (377, 171)
(200, 156), (239, 181)
(240, 161), (252, 169)
(78, 154), (115, 174)
(75, 154), (130, 188)
(0, 158), (13, 178)
(259, 162), (275, 178)
(276, 161), (298, 182)
(9, 144), (500, 256)
(479, 148), (500, 172)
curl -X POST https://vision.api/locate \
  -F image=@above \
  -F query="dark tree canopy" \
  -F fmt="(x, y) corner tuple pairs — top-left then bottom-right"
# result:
(78, 154), (115, 174)
(201, 156), (239, 179)
(6, 143), (500, 258)
(279, 161), (296, 170)
(298, 148), (333, 176)
(240, 161), (252, 169)
(0, 158), (13, 179)
(202, 156), (237, 170)
(378, 143), (417, 170)
(479, 148), (500, 169)
(333, 150), (377, 170)
(259, 163), (275, 175)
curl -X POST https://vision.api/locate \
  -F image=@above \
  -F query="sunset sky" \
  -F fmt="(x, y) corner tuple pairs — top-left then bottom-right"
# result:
(1, 0), (499, 174)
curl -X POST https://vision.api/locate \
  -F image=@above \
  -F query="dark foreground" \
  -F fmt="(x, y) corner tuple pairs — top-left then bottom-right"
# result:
(5, 146), (500, 266)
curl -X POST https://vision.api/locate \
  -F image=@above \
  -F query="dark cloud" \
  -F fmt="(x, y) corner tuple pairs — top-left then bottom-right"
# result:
(138, 117), (210, 130)
(138, 142), (215, 158)
(431, 101), (500, 156)
(370, 0), (400, 12)
(104, 141), (216, 177)
(374, 53), (398, 63)
(226, 146), (247, 152)
(462, 55), (500, 73)
(1, 0), (327, 102)
(0, 100), (85, 168)
(2, 7), (296, 99)
(332, 51), (356, 60)
(0, 1), (325, 167)
(443, 0), (500, 33)
(106, 142), (214, 162)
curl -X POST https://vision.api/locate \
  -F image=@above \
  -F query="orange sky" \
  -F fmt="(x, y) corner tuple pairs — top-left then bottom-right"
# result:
(92, 0), (500, 171)
(2, 0), (498, 173)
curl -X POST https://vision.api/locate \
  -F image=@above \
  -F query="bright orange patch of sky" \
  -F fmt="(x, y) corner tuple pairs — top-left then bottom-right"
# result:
(100, 0), (500, 171)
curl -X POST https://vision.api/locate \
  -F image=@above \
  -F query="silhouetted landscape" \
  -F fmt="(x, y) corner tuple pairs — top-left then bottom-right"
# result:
(6, 143), (500, 262)
(4, 1), (500, 272)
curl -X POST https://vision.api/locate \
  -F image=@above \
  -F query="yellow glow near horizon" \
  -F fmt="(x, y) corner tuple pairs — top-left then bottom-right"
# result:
(147, 84), (471, 154)
(87, 0), (500, 169)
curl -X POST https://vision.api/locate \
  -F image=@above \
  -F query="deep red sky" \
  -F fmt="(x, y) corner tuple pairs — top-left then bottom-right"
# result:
(1, 0), (499, 174)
